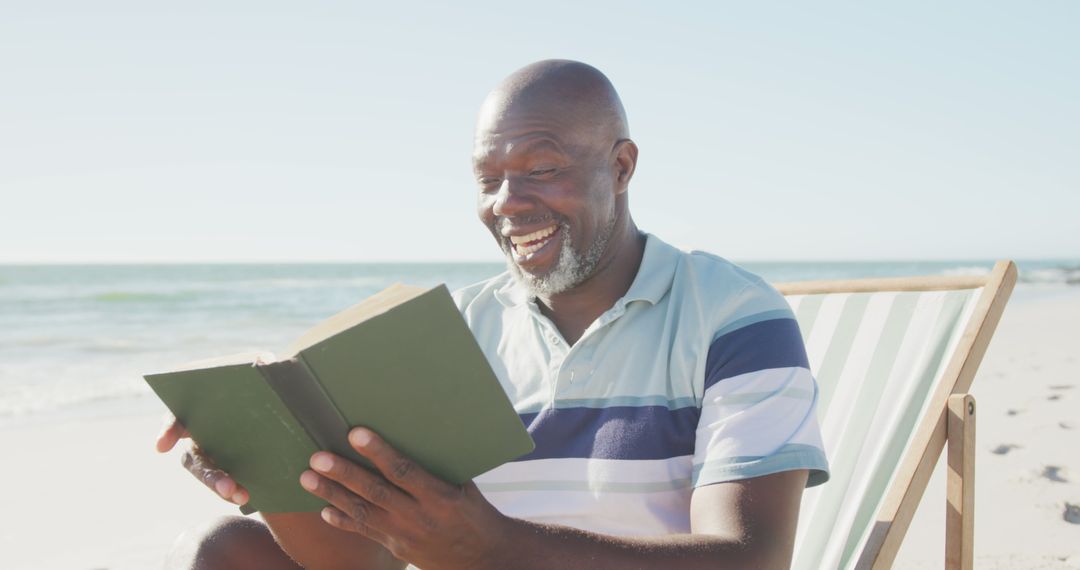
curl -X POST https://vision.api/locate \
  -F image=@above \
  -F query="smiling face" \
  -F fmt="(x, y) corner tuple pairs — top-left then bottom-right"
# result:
(472, 94), (623, 297)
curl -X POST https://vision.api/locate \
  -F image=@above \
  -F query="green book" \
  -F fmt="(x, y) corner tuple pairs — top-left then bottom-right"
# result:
(144, 283), (534, 514)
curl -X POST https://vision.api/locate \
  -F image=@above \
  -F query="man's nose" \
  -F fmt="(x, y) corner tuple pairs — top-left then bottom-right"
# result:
(492, 177), (533, 218)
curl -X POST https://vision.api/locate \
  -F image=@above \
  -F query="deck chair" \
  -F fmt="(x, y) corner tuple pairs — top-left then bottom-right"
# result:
(776, 260), (1017, 570)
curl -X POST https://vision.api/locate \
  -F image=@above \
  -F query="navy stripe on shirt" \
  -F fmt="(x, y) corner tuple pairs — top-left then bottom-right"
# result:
(704, 318), (809, 391)
(514, 405), (699, 462)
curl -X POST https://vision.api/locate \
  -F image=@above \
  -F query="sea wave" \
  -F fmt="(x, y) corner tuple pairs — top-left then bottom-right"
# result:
(0, 355), (168, 419)
(5, 335), (80, 348)
(0, 382), (152, 419)
(240, 277), (388, 289)
(83, 338), (148, 353)
(83, 277), (389, 303)
(941, 263), (1080, 286)
(1019, 265), (1080, 285)
(941, 266), (992, 277)
(91, 291), (202, 303)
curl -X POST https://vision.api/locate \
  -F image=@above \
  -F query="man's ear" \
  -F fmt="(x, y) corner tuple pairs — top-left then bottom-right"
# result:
(612, 139), (638, 194)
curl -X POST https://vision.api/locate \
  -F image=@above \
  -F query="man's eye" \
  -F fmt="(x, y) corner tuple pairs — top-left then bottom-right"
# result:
(529, 168), (556, 177)
(479, 177), (502, 187)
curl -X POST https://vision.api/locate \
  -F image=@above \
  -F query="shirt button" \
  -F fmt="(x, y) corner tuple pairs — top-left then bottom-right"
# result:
(549, 336), (560, 345)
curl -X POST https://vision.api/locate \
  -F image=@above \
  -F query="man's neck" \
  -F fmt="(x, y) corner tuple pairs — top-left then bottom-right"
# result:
(535, 221), (645, 346)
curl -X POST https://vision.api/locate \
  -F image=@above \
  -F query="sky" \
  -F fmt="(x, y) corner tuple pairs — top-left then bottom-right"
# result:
(1, 1), (1077, 263)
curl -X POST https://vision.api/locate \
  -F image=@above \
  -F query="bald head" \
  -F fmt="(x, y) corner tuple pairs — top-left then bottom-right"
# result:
(476, 60), (630, 146)
(472, 60), (642, 300)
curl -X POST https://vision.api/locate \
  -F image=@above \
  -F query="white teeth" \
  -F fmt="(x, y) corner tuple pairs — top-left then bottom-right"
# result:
(510, 225), (558, 257)
(517, 239), (546, 256)
(509, 225), (557, 246)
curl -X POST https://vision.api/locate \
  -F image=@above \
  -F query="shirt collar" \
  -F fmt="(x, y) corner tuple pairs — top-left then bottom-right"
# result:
(492, 232), (679, 308)
(620, 232), (679, 305)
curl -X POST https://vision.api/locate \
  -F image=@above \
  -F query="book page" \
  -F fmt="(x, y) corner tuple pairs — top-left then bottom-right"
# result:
(284, 283), (429, 357)
(152, 351), (276, 374)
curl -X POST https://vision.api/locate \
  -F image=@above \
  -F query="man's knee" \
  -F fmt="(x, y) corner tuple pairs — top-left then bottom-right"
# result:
(165, 515), (300, 570)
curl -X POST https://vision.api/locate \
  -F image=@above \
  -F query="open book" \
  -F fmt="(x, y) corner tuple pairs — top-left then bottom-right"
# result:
(144, 284), (534, 514)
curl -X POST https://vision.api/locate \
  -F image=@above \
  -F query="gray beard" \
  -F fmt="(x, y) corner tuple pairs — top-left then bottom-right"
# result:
(503, 217), (616, 298)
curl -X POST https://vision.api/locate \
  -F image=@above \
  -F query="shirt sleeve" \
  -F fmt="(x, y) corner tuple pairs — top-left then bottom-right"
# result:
(692, 313), (830, 488)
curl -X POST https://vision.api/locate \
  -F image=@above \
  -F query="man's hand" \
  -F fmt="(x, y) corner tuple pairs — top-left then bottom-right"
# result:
(155, 412), (250, 506)
(299, 426), (808, 570)
(299, 427), (513, 570)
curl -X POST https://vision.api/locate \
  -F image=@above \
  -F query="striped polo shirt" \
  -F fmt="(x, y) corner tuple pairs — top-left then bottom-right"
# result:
(453, 233), (830, 536)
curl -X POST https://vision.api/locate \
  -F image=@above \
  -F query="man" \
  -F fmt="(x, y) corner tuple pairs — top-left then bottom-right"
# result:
(158, 60), (830, 569)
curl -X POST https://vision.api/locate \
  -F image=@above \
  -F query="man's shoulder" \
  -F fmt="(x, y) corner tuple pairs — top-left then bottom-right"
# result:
(661, 242), (793, 336)
(678, 248), (769, 290)
(669, 245), (785, 303)
(450, 271), (514, 313)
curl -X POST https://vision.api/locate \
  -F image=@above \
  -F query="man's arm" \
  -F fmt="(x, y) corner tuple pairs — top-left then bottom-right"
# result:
(303, 427), (809, 570)
(157, 414), (403, 570)
(261, 512), (407, 570)
(492, 469), (808, 569)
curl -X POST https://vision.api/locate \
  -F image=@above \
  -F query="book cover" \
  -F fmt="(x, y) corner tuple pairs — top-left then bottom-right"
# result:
(145, 284), (534, 514)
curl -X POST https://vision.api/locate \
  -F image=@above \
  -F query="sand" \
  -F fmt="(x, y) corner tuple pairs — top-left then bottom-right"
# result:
(892, 286), (1080, 569)
(1, 285), (1077, 569)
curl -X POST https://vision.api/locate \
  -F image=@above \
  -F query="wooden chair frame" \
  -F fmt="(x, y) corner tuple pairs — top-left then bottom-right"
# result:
(774, 260), (1018, 570)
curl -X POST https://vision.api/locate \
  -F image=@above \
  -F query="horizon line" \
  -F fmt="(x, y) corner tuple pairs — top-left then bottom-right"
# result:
(0, 257), (1076, 266)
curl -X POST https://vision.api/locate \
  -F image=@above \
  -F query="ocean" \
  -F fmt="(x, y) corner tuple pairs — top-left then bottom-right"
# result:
(1, 258), (1077, 424)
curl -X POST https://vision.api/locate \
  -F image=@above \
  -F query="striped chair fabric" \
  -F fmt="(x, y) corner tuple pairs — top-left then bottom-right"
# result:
(786, 286), (984, 570)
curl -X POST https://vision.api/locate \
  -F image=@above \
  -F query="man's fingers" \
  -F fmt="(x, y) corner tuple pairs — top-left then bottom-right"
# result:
(155, 413), (189, 453)
(179, 442), (249, 505)
(300, 470), (392, 533)
(347, 428), (447, 500)
(306, 453), (410, 511)
(160, 418), (250, 505)
(319, 505), (390, 546)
